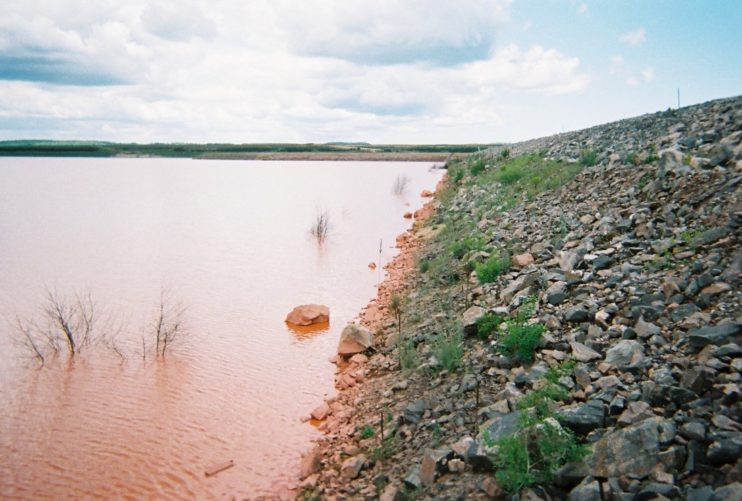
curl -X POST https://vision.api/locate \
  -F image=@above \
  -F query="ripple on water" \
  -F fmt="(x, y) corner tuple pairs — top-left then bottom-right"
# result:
(0, 158), (444, 498)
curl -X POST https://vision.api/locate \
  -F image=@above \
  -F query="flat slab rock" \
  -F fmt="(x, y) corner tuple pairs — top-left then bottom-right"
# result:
(285, 304), (329, 326)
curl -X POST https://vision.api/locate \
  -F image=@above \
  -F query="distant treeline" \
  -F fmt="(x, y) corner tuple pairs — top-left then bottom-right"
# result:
(0, 140), (496, 158)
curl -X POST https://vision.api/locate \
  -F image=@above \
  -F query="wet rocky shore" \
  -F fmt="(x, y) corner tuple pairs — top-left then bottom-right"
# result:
(296, 96), (741, 501)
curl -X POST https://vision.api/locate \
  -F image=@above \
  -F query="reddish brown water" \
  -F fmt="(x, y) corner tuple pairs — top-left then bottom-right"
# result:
(0, 158), (443, 499)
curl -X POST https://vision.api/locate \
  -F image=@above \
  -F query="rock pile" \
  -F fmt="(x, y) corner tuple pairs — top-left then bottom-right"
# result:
(300, 96), (741, 500)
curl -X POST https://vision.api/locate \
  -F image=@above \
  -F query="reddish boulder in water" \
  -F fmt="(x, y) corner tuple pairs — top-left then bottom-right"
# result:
(285, 304), (329, 326)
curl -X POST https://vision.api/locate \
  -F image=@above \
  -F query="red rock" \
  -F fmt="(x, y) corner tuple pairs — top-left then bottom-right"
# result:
(299, 446), (322, 479)
(420, 189), (434, 197)
(337, 323), (373, 356)
(403, 212), (413, 219)
(311, 402), (331, 421)
(285, 304), (329, 326)
(512, 253), (535, 268)
(368, 262), (377, 270)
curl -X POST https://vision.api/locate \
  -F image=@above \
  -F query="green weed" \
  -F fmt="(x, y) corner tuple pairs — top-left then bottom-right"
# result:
(476, 313), (503, 340)
(476, 252), (510, 284)
(419, 258), (430, 273)
(579, 148), (598, 167)
(432, 330), (464, 371)
(400, 340), (419, 372)
(544, 359), (577, 385)
(469, 157), (486, 176)
(498, 323), (544, 363)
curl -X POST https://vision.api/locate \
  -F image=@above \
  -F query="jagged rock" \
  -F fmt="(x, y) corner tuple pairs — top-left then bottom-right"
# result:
(403, 466), (422, 490)
(605, 340), (645, 368)
(311, 402), (331, 421)
(689, 323), (742, 348)
(680, 367), (713, 394)
(559, 251), (580, 272)
(568, 476), (602, 501)
(617, 401), (654, 426)
(512, 253), (535, 268)
(340, 455), (365, 481)
(559, 400), (605, 434)
(635, 317), (661, 339)
(712, 483), (742, 501)
(478, 412), (522, 444)
(500, 272), (540, 303)
(680, 421), (707, 441)
(643, 381), (698, 406)
(584, 417), (676, 478)
(592, 255), (613, 270)
(546, 281), (568, 305)
(696, 226), (731, 246)
(637, 482), (681, 499)
(564, 305), (590, 323)
(462, 305), (486, 336)
(299, 446), (322, 479)
(337, 323), (374, 355)
(480, 476), (505, 498)
(570, 341), (602, 362)
(403, 399), (426, 424)
(420, 447), (454, 486)
(707, 433), (742, 466)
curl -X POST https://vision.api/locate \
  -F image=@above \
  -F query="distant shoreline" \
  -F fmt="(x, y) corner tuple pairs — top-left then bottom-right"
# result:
(0, 142), (494, 161)
(196, 151), (461, 161)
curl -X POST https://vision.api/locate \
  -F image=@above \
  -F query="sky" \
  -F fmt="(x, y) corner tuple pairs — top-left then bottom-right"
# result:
(0, 0), (740, 144)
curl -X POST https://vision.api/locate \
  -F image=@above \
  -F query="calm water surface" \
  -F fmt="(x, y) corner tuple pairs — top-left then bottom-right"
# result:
(0, 157), (443, 499)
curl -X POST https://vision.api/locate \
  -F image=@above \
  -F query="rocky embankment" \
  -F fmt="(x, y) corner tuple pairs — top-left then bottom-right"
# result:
(297, 96), (741, 501)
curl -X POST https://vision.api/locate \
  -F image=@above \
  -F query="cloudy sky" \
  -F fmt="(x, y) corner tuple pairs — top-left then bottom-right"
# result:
(1, 0), (740, 144)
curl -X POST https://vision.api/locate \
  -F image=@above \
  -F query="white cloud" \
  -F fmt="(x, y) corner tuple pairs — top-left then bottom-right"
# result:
(0, 0), (595, 143)
(465, 44), (590, 95)
(141, 3), (216, 41)
(608, 56), (654, 88)
(578, 3), (588, 14)
(275, 0), (512, 65)
(619, 28), (646, 46)
(609, 55), (625, 74)
(641, 66), (655, 82)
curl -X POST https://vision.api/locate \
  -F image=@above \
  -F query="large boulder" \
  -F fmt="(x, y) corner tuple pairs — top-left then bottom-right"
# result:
(586, 417), (676, 478)
(285, 304), (329, 326)
(462, 305), (487, 336)
(337, 323), (373, 356)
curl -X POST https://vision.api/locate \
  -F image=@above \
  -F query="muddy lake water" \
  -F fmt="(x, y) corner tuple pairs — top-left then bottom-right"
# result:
(0, 157), (444, 499)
